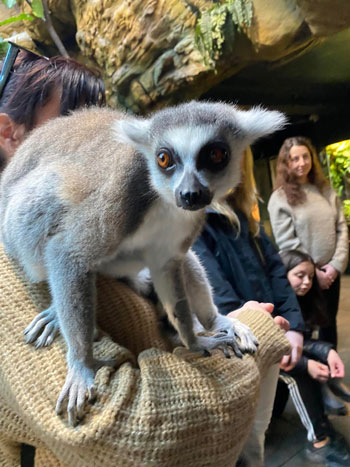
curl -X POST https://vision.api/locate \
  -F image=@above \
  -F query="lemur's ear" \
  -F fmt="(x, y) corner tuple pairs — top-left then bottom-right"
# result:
(112, 117), (152, 150)
(236, 107), (287, 142)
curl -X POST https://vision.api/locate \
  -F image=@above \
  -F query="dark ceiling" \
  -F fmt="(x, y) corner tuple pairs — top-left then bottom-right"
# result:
(203, 28), (350, 157)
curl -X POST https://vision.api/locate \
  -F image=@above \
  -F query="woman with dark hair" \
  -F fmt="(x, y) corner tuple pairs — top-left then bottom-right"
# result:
(268, 136), (348, 349)
(279, 249), (350, 465)
(0, 44), (105, 170)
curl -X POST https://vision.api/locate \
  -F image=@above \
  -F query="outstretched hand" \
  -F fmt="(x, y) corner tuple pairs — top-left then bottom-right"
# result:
(227, 301), (290, 333)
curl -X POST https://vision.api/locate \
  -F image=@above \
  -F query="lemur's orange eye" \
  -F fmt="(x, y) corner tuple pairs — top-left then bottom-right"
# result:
(210, 147), (227, 164)
(157, 151), (172, 169)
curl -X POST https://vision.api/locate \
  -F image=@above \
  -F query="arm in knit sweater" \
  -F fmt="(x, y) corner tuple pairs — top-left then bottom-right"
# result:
(267, 189), (304, 252)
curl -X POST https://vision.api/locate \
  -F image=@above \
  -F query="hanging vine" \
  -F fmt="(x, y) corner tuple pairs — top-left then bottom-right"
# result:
(195, 0), (254, 67)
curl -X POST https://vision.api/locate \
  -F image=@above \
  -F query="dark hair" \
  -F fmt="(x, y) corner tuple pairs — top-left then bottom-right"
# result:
(274, 136), (329, 206)
(0, 50), (105, 130)
(279, 249), (328, 327)
(279, 249), (314, 273)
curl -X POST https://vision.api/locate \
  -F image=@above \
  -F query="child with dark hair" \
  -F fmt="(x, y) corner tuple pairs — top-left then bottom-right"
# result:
(279, 249), (350, 465)
(0, 45), (105, 170)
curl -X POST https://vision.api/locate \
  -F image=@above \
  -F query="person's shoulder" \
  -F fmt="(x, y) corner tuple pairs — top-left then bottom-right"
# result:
(268, 187), (287, 207)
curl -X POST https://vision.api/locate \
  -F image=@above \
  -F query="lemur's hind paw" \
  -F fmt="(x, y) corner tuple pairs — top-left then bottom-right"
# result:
(24, 306), (59, 348)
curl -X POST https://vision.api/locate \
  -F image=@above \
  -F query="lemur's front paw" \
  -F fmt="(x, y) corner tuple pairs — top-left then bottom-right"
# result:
(225, 317), (258, 356)
(56, 358), (116, 427)
(198, 315), (258, 358)
(24, 306), (59, 348)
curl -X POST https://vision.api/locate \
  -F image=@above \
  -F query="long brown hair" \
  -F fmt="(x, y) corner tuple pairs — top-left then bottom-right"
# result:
(213, 147), (260, 236)
(274, 136), (329, 206)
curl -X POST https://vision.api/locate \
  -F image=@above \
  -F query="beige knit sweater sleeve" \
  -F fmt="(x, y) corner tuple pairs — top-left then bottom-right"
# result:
(0, 245), (290, 467)
(267, 189), (304, 251)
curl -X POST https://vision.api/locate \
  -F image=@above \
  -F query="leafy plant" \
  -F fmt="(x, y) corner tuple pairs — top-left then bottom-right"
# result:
(195, 0), (253, 67)
(325, 140), (350, 197)
(0, 0), (44, 27)
(0, 0), (44, 53)
(324, 140), (350, 224)
(0, 0), (69, 57)
(343, 199), (350, 224)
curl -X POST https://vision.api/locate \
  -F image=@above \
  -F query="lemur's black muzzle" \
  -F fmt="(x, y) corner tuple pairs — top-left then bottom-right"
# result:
(175, 173), (212, 211)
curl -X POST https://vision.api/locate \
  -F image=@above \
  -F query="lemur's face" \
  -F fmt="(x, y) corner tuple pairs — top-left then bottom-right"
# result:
(148, 124), (244, 211)
(114, 101), (286, 210)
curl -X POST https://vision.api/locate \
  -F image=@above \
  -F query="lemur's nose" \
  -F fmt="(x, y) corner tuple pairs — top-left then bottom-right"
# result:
(180, 190), (202, 207)
(175, 172), (212, 210)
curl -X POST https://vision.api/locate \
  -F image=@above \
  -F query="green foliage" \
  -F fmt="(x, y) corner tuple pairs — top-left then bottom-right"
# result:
(0, 12), (33, 27)
(0, 0), (44, 56)
(0, 0), (44, 27)
(31, 0), (44, 18)
(325, 140), (350, 224)
(0, 37), (9, 54)
(195, 0), (253, 67)
(343, 200), (350, 224)
(326, 140), (350, 197)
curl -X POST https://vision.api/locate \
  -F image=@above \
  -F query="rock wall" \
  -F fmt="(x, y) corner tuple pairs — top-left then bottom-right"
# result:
(1, 0), (349, 113)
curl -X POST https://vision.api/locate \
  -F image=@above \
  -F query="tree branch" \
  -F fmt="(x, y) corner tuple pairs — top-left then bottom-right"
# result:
(42, 0), (69, 58)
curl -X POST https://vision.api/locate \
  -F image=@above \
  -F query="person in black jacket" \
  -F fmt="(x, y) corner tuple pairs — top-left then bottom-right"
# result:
(192, 149), (305, 467)
(279, 249), (350, 465)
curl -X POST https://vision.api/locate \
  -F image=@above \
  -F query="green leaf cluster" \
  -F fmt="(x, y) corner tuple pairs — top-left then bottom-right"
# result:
(195, 0), (253, 67)
(325, 140), (350, 224)
(0, 0), (44, 31)
(343, 199), (350, 224)
(326, 140), (350, 197)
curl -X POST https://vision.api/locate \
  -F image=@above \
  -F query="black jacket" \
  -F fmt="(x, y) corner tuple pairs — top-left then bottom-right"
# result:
(192, 210), (304, 332)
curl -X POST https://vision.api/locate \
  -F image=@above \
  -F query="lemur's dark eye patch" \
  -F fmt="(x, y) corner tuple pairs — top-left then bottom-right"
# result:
(157, 149), (175, 170)
(197, 142), (230, 172)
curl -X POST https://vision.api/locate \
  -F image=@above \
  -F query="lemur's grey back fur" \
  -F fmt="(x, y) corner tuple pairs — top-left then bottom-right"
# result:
(0, 102), (286, 426)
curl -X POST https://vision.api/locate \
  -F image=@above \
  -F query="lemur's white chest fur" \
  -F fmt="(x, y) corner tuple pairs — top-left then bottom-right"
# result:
(97, 198), (201, 277)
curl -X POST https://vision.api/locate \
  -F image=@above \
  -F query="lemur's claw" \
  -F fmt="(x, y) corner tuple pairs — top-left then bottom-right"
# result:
(56, 358), (116, 426)
(193, 315), (258, 358)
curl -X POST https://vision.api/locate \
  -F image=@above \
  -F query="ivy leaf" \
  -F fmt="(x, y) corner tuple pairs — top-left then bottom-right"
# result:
(0, 13), (34, 26)
(31, 0), (44, 19)
(1, 0), (17, 8)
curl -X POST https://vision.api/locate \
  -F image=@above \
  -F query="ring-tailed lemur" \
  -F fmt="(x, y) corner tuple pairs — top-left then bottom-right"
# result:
(0, 101), (286, 426)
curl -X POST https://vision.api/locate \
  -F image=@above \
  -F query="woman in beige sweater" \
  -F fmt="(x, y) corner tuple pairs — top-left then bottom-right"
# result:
(268, 136), (348, 374)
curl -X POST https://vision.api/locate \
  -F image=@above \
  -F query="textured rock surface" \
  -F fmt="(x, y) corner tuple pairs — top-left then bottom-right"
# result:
(0, 0), (349, 112)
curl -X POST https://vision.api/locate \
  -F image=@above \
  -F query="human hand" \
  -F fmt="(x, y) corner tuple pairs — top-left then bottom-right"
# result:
(316, 267), (332, 290)
(307, 359), (330, 382)
(227, 301), (289, 332)
(279, 330), (303, 371)
(323, 264), (338, 284)
(327, 349), (345, 378)
(227, 301), (273, 318)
